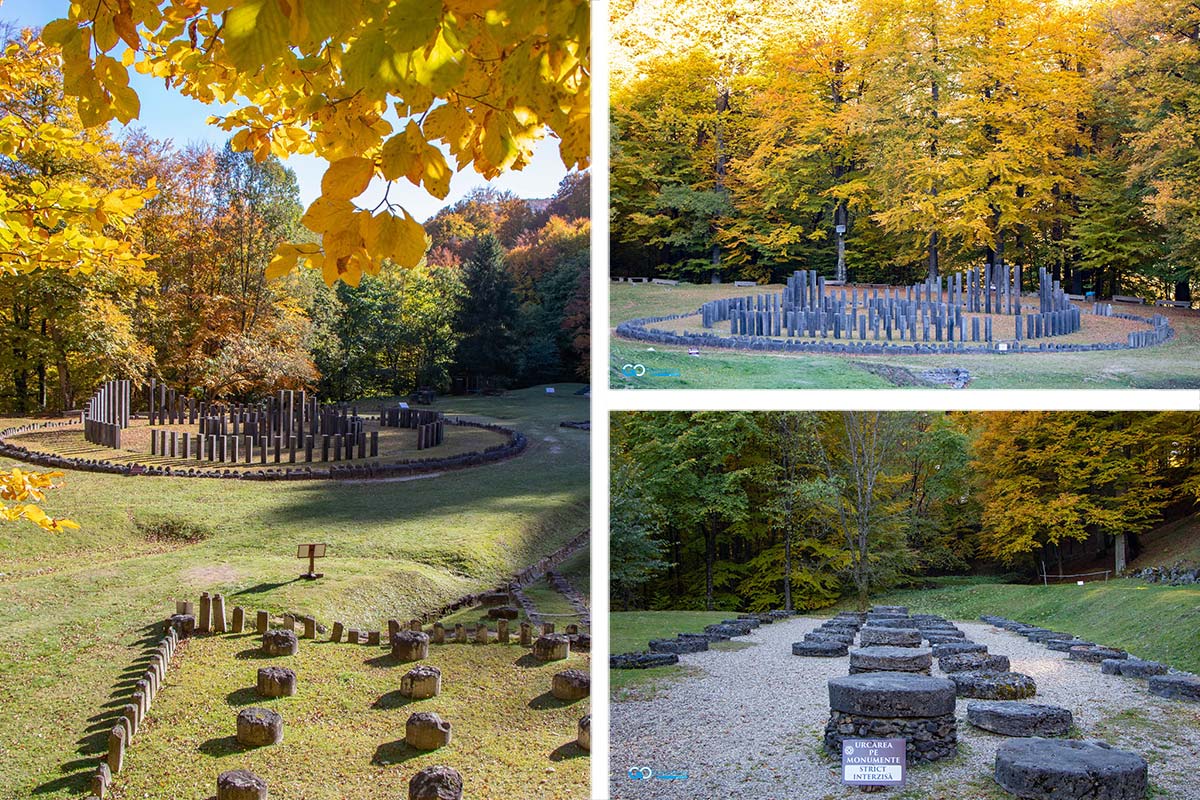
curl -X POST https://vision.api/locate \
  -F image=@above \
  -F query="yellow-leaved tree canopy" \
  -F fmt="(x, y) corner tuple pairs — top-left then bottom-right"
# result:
(46, 0), (591, 287)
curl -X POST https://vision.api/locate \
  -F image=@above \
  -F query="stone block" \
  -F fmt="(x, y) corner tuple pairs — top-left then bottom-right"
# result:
(406, 711), (452, 751)
(551, 668), (590, 701)
(236, 707), (284, 747)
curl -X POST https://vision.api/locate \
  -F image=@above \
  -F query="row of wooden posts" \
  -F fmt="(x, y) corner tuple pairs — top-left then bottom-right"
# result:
(149, 429), (379, 463)
(83, 379), (131, 448)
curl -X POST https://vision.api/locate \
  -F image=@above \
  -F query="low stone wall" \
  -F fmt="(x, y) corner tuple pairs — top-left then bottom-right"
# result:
(0, 418), (527, 481)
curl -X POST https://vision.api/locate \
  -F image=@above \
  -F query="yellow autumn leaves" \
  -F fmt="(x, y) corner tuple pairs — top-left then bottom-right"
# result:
(0, 467), (78, 533)
(47, 0), (591, 287)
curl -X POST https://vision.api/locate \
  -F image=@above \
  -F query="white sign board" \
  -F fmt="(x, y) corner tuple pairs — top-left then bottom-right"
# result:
(842, 738), (906, 786)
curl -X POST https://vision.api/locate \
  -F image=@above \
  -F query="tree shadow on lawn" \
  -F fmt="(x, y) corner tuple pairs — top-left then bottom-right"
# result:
(371, 740), (427, 766)
(513, 653), (546, 669)
(365, 653), (408, 669)
(235, 647), (278, 660)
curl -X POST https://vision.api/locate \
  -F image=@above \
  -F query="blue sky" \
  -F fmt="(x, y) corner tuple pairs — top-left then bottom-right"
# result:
(0, 0), (573, 220)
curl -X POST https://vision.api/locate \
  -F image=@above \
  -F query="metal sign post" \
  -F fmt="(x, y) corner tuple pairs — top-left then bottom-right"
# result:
(297, 543), (327, 580)
(842, 738), (906, 787)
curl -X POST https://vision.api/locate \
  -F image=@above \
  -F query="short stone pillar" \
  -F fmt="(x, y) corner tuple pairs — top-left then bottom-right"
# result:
(577, 714), (591, 751)
(474, 623), (488, 644)
(551, 669), (590, 701)
(542, 622), (555, 635)
(497, 619), (509, 643)
(122, 703), (139, 737)
(231, 607), (245, 634)
(409, 619), (422, 632)
(331, 621), (344, 642)
(533, 634), (570, 662)
(348, 629), (361, 644)
(199, 592), (212, 633)
(257, 666), (297, 698)
(566, 624), (579, 635)
(392, 631), (430, 662)
(91, 762), (111, 798)
(303, 616), (316, 639)
(388, 619), (400, 639)
(169, 614), (195, 638)
(255, 610), (269, 634)
(367, 630), (381, 646)
(212, 594), (227, 633)
(408, 765), (463, 800)
(994, 738), (1147, 800)
(106, 725), (126, 774)
(217, 769), (268, 800)
(262, 629), (298, 657)
(431, 623), (445, 644)
(400, 665), (442, 699)
(236, 707), (284, 747)
(406, 711), (452, 751)
(825, 672), (958, 764)
(453, 623), (465, 642)
(519, 622), (533, 647)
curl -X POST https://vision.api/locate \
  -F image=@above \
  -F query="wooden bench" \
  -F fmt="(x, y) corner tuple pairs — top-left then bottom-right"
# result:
(1112, 295), (1144, 305)
(1155, 299), (1192, 308)
(651, 278), (679, 286)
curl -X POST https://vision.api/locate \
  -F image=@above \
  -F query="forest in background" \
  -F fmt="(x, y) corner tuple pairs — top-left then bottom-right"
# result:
(611, 411), (1200, 612)
(611, 0), (1200, 301)
(0, 32), (589, 414)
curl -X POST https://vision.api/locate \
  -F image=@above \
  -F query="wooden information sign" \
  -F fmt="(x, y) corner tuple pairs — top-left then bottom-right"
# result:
(297, 543), (327, 579)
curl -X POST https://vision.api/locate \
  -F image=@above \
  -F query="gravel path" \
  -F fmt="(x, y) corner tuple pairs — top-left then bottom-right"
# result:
(610, 617), (1200, 799)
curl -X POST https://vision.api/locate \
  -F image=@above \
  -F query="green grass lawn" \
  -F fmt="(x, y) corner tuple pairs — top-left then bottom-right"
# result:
(109, 630), (589, 800)
(839, 577), (1200, 672)
(0, 385), (589, 799)
(609, 611), (737, 696)
(611, 282), (1200, 389)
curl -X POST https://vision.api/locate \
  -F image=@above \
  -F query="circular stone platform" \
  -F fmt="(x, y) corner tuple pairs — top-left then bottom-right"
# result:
(859, 627), (922, 647)
(932, 641), (987, 658)
(848, 646), (932, 674)
(994, 738), (1148, 799)
(949, 671), (1037, 700)
(1068, 645), (1127, 663)
(938, 652), (1010, 674)
(1101, 658), (1167, 678)
(966, 701), (1073, 737)
(792, 640), (848, 657)
(825, 672), (958, 763)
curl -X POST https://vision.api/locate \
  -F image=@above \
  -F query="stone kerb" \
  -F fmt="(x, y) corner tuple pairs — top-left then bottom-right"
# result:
(825, 672), (958, 764)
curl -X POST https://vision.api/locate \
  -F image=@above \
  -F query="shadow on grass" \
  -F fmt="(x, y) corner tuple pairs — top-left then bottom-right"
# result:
(372, 690), (419, 710)
(528, 691), (575, 710)
(225, 687), (261, 706)
(231, 579), (301, 597)
(198, 735), (251, 757)
(514, 653), (545, 669)
(234, 647), (276, 660)
(371, 740), (427, 766)
(35, 620), (166, 796)
(365, 653), (403, 669)
(550, 742), (587, 761)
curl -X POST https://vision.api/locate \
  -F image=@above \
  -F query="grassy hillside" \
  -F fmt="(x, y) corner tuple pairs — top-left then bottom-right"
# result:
(611, 282), (1200, 389)
(1132, 513), (1200, 569)
(839, 577), (1200, 672)
(0, 386), (589, 799)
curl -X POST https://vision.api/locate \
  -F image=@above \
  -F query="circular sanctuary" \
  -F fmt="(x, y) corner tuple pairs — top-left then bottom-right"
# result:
(616, 268), (1173, 355)
(0, 380), (527, 480)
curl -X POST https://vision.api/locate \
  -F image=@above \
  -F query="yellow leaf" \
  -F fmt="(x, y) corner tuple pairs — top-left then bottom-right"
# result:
(364, 209), (429, 267)
(422, 145), (451, 198)
(223, 0), (289, 72)
(320, 157), (374, 200)
(300, 194), (356, 233)
(386, 0), (443, 52)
